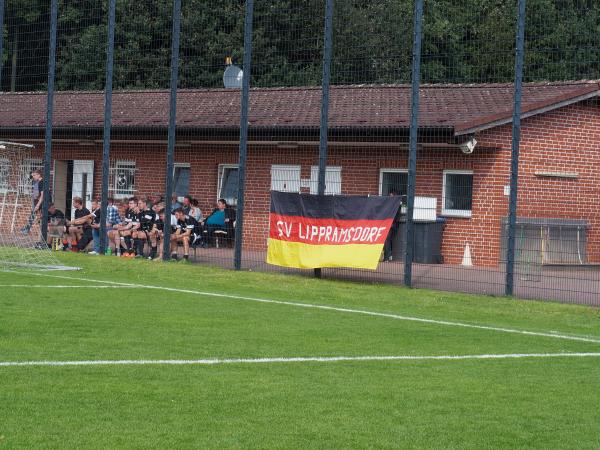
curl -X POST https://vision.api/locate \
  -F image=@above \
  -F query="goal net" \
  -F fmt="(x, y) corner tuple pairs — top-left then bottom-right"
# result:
(0, 141), (77, 271)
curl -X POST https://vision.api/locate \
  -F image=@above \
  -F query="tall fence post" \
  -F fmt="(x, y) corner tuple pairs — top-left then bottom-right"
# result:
(403, 0), (424, 287)
(505, 0), (527, 296)
(99, 0), (117, 255)
(162, 0), (182, 260)
(233, 0), (255, 271)
(41, 0), (59, 244)
(0, 0), (5, 90)
(314, 0), (334, 279)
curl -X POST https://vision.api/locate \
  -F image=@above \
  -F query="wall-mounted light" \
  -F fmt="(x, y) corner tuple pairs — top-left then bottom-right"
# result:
(459, 138), (477, 155)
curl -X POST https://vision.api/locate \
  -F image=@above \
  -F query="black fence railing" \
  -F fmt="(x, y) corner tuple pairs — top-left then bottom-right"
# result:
(0, 0), (599, 306)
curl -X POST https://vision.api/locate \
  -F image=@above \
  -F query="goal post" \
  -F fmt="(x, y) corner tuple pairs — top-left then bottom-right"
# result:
(0, 141), (78, 271)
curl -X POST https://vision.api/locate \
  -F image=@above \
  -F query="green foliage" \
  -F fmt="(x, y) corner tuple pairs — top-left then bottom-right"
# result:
(1, 0), (599, 91)
(179, 0), (245, 88)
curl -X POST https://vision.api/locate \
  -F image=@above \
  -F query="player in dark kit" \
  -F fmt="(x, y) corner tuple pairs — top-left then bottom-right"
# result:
(149, 208), (176, 260)
(170, 207), (200, 261)
(67, 196), (93, 251)
(133, 198), (156, 258)
(150, 210), (164, 260)
(111, 197), (138, 257)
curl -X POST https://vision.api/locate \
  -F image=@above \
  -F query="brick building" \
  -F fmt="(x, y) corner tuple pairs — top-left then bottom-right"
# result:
(0, 81), (598, 266)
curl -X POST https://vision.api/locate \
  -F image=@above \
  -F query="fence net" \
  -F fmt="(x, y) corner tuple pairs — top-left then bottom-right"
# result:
(0, 0), (599, 305)
(0, 142), (76, 270)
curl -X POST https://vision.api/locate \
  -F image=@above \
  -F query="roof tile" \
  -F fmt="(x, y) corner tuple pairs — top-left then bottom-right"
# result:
(0, 81), (597, 134)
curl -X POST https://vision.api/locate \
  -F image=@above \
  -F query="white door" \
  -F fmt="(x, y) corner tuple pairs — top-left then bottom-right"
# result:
(72, 160), (94, 218)
(271, 165), (301, 193)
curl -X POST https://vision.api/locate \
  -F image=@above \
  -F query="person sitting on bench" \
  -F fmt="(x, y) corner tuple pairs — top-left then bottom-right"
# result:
(170, 207), (199, 261)
(89, 199), (103, 255)
(110, 197), (138, 257)
(46, 203), (65, 246)
(133, 198), (156, 259)
(201, 199), (235, 246)
(66, 196), (93, 252)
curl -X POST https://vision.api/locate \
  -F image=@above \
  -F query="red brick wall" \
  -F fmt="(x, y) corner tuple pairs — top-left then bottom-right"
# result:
(15, 100), (599, 266)
(513, 102), (600, 263)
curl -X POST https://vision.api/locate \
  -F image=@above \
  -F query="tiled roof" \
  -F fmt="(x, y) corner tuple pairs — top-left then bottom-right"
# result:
(0, 81), (597, 135)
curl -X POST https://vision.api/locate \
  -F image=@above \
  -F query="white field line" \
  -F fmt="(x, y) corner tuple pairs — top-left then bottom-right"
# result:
(0, 285), (136, 289)
(2, 353), (600, 367)
(6, 270), (600, 346)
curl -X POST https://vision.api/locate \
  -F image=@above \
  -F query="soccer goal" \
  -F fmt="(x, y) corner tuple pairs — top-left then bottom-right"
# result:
(0, 141), (77, 271)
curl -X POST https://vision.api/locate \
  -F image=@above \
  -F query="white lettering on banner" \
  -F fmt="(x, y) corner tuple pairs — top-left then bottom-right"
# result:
(274, 220), (387, 244)
(276, 220), (293, 238)
(298, 223), (306, 240)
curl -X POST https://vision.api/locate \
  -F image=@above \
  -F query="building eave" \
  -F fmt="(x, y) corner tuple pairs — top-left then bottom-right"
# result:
(454, 86), (600, 136)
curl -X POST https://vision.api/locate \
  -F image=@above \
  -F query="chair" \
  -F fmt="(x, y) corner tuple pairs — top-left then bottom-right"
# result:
(202, 222), (235, 248)
(213, 229), (229, 248)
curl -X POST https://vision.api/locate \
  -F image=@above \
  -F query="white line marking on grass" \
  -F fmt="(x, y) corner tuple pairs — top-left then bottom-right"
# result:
(8, 270), (600, 345)
(2, 353), (600, 367)
(0, 285), (136, 289)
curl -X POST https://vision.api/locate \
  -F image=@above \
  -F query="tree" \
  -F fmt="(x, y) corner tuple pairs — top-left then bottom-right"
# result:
(2, 0), (52, 91)
(1, 0), (598, 92)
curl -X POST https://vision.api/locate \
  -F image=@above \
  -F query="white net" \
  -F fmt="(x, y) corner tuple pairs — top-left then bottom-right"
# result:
(0, 141), (77, 271)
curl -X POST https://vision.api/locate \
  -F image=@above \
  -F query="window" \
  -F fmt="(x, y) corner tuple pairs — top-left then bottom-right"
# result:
(0, 158), (9, 193)
(174, 163), (190, 199)
(442, 170), (473, 217)
(310, 166), (342, 195)
(19, 159), (43, 195)
(379, 169), (408, 198)
(218, 164), (239, 206)
(109, 160), (136, 198)
(271, 165), (301, 193)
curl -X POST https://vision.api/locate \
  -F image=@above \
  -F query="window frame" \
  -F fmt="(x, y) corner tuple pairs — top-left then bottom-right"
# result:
(309, 165), (342, 195)
(270, 164), (301, 193)
(173, 162), (191, 201)
(378, 168), (408, 196)
(0, 157), (9, 194)
(217, 163), (239, 206)
(109, 160), (136, 199)
(442, 169), (473, 218)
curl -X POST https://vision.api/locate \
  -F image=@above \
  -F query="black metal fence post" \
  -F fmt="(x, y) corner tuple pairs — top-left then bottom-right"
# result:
(162, 0), (182, 261)
(41, 0), (59, 244)
(314, 0), (334, 279)
(506, 0), (527, 296)
(0, 0), (5, 90)
(99, 0), (117, 255)
(403, 0), (424, 287)
(233, 0), (255, 271)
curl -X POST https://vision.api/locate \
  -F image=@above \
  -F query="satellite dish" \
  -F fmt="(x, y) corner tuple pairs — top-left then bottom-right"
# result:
(223, 64), (243, 89)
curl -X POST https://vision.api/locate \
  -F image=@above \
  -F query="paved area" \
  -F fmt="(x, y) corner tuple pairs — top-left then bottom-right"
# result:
(189, 247), (600, 307)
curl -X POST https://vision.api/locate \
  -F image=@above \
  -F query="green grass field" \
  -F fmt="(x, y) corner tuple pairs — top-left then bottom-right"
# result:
(1, 253), (600, 449)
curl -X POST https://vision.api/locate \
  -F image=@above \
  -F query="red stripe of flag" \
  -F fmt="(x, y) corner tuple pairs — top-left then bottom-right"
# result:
(269, 213), (393, 246)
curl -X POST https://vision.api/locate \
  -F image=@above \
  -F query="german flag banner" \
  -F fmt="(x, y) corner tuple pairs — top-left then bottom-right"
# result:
(266, 191), (402, 270)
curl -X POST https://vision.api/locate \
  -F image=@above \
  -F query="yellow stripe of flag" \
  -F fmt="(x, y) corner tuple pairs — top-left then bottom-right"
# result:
(266, 238), (384, 270)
